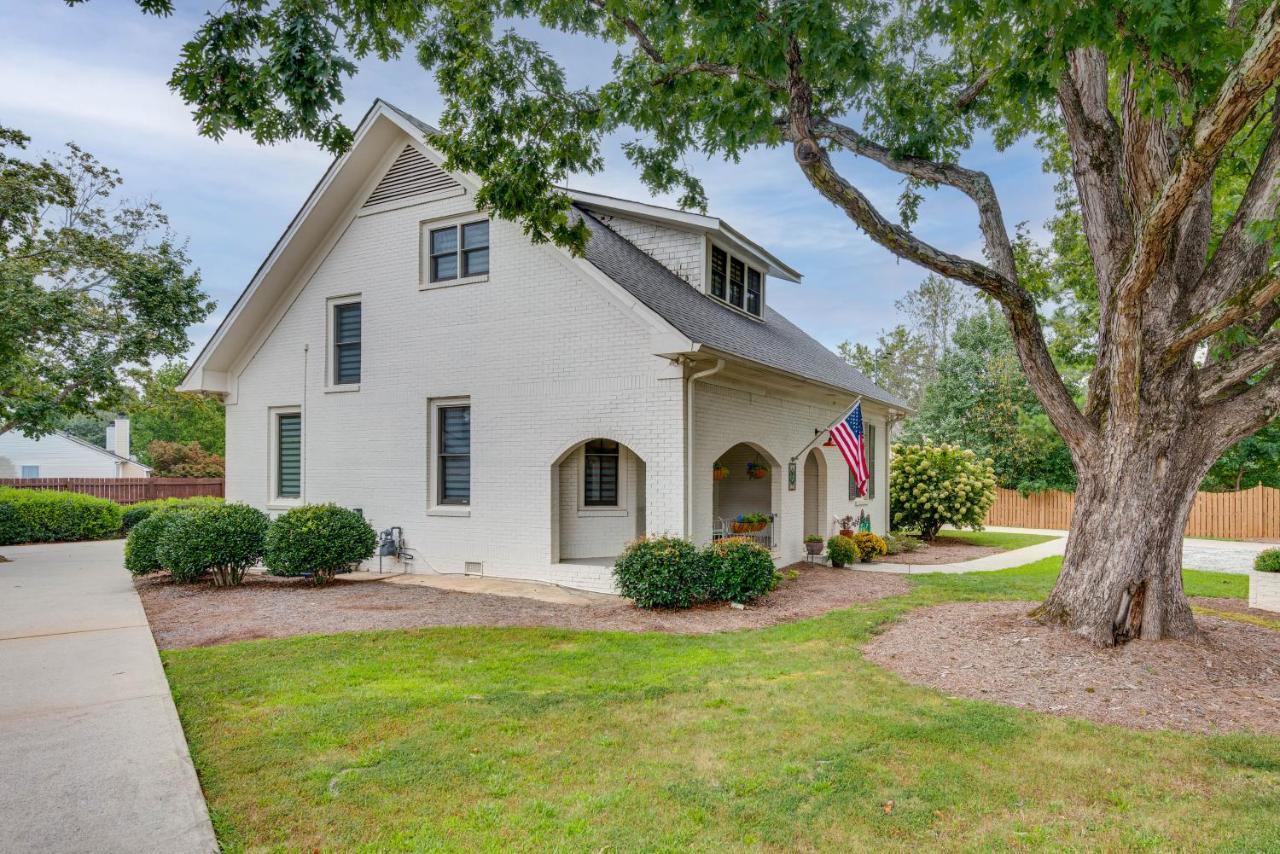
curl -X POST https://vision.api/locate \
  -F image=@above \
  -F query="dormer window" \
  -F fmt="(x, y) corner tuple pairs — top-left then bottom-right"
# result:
(709, 245), (763, 317)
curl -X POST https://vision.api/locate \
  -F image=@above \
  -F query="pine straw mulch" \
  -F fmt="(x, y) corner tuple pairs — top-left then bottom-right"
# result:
(136, 563), (909, 650)
(864, 600), (1280, 735)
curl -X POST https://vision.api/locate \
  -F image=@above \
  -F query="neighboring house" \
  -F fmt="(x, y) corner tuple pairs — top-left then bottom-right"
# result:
(0, 418), (151, 479)
(180, 100), (910, 593)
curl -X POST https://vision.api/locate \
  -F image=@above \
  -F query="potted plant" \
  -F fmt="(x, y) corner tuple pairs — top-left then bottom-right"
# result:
(746, 461), (770, 480)
(825, 535), (860, 568)
(804, 534), (824, 556)
(833, 514), (856, 538)
(730, 512), (769, 533)
(1250, 549), (1280, 613)
(713, 462), (730, 481)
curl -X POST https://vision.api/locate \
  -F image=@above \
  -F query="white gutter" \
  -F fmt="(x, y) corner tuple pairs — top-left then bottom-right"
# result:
(685, 358), (725, 539)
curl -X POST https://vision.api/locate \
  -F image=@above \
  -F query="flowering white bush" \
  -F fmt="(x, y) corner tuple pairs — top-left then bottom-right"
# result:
(890, 441), (996, 539)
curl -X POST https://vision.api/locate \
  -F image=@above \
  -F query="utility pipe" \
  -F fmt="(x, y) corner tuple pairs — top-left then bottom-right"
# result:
(686, 358), (725, 539)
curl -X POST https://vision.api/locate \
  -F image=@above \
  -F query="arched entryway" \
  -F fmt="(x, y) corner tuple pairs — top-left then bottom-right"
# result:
(802, 447), (828, 540)
(712, 442), (780, 549)
(551, 438), (646, 562)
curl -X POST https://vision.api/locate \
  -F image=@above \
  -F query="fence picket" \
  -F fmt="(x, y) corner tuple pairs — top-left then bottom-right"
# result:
(0, 478), (224, 504)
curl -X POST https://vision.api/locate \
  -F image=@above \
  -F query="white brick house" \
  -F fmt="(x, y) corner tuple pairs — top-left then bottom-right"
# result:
(181, 101), (909, 593)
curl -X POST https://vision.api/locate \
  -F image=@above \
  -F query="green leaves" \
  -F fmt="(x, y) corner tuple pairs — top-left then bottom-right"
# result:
(889, 441), (997, 539)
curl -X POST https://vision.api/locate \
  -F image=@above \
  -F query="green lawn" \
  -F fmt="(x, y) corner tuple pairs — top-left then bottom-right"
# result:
(933, 529), (1060, 550)
(164, 559), (1276, 852)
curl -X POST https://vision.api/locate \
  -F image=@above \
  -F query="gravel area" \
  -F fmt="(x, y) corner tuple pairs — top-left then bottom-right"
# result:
(137, 564), (909, 649)
(865, 600), (1280, 735)
(889, 536), (1003, 565)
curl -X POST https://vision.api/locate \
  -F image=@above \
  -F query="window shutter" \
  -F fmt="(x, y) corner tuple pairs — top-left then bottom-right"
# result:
(866, 424), (876, 499)
(277, 413), (302, 498)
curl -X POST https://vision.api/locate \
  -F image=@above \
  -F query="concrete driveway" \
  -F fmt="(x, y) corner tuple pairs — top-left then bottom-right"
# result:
(0, 539), (216, 854)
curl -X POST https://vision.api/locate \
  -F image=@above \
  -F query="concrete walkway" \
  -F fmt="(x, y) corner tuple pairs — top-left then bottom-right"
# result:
(0, 540), (217, 854)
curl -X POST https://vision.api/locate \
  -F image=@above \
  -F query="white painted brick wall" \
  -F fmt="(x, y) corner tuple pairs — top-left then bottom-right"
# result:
(591, 213), (704, 289)
(227, 188), (685, 593)
(693, 380), (889, 565)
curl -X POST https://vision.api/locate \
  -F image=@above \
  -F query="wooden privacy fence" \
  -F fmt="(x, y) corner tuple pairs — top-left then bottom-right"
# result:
(0, 477), (224, 504)
(985, 485), (1280, 540)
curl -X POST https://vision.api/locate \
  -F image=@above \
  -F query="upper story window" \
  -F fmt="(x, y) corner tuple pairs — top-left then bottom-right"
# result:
(428, 220), (489, 283)
(708, 245), (763, 318)
(332, 300), (361, 385)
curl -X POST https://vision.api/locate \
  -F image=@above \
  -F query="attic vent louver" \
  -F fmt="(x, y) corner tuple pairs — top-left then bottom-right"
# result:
(363, 144), (459, 207)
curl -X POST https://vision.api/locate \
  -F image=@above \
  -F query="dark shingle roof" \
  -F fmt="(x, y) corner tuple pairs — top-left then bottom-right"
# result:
(575, 206), (909, 408)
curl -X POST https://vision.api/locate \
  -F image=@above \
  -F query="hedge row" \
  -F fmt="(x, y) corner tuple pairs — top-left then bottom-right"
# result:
(613, 536), (780, 608)
(126, 502), (375, 587)
(0, 487), (123, 545)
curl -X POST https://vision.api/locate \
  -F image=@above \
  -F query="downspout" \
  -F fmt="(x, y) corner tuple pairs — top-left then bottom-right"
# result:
(686, 358), (725, 539)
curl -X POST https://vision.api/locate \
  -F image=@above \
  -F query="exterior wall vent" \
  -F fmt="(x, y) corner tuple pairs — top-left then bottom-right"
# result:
(464, 561), (484, 577)
(363, 145), (459, 208)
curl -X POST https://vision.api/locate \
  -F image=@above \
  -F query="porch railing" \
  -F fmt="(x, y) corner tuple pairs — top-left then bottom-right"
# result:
(713, 514), (776, 550)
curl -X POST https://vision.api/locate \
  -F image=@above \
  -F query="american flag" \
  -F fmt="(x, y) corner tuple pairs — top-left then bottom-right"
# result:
(830, 401), (869, 496)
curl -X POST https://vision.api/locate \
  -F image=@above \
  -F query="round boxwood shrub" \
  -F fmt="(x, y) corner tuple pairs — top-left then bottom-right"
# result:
(1255, 549), (1280, 573)
(263, 504), (377, 584)
(701, 537), (779, 604)
(889, 441), (997, 539)
(157, 503), (270, 586)
(121, 496), (223, 532)
(613, 536), (706, 608)
(850, 532), (887, 562)
(826, 535), (861, 568)
(0, 487), (122, 544)
(124, 510), (185, 576)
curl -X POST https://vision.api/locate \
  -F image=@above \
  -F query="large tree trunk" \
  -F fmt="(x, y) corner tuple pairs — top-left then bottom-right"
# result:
(1034, 430), (1210, 645)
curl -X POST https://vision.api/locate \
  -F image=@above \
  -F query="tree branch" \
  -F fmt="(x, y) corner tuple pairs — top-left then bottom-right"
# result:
(783, 38), (1096, 456)
(653, 61), (783, 90)
(1165, 274), (1280, 358)
(954, 71), (991, 110)
(1197, 331), (1280, 400)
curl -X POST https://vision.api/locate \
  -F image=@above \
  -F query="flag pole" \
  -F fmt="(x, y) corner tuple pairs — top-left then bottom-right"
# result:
(789, 396), (862, 462)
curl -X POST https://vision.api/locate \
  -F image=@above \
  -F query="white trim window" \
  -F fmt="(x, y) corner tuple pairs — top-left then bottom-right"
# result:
(20, 465), (38, 479)
(583, 439), (620, 507)
(708, 245), (764, 318)
(429, 398), (471, 512)
(329, 297), (361, 386)
(271, 407), (303, 504)
(425, 219), (489, 285)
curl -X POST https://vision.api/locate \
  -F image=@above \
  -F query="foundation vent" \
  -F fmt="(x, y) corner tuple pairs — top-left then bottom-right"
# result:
(464, 561), (484, 577)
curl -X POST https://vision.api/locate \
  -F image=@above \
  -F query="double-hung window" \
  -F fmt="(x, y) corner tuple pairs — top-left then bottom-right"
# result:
(20, 465), (38, 479)
(276, 412), (302, 500)
(428, 220), (489, 283)
(707, 244), (763, 318)
(437, 405), (471, 505)
(583, 439), (620, 507)
(332, 301), (361, 385)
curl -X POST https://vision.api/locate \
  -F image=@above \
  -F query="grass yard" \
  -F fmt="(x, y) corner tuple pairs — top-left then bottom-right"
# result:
(934, 529), (1060, 550)
(164, 558), (1277, 852)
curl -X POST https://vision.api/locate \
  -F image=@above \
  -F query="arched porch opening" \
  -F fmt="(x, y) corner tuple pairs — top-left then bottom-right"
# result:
(711, 441), (781, 549)
(550, 438), (646, 563)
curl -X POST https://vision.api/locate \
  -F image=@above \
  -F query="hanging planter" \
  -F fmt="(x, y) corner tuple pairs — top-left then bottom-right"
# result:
(746, 461), (770, 480)
(730, 513), (769, 533)
(712, 462), (730, 481)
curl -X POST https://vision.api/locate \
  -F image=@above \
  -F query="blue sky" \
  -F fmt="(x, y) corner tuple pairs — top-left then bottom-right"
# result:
(1, 1), (1058, 357)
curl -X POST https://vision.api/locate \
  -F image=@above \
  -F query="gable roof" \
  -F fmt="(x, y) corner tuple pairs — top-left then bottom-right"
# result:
(575, 207), (909, 408)
(182, 99), (907, 411)
(38, 431), (153, 471)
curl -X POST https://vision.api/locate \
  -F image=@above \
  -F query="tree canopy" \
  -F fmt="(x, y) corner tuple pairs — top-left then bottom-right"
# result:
(0, 128), (213, 438)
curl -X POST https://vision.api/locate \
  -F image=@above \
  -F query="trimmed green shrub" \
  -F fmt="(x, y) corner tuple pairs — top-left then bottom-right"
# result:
(851, 532), (887, 562)
(701, 537), (779, 603)
(263, 504), (377, 584)
(613, 536), (706, 608)
(157, 503), (270, 586)
(890, 441), (997, 539)
(121, 496), (223, 532)
(124, 510), (185, 576)
(1255, 549), (1280, 573)
(826, 535), (860, 567)
(0, 487), (122, 544)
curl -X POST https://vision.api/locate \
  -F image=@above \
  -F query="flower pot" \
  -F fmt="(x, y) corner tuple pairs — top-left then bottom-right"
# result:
(713, 467), (729, 481)
(839, 528), (855, 539)
(1249, 570), (1280, 613)
(830, 558), (846, 568)
(805, 541), (823, 556)
(730, 521), (767, 534)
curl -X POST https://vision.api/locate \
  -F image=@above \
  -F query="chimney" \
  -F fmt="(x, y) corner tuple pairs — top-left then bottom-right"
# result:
(106, 418), (130, 459)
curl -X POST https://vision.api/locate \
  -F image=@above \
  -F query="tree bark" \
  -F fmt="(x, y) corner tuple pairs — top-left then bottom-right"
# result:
(1034, 428), (1209, 645)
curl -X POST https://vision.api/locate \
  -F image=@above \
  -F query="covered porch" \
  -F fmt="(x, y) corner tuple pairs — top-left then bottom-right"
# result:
(711, 442), (781, 550)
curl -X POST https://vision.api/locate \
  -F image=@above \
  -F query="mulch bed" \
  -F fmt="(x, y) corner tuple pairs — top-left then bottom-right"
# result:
(136, 563), (909, 649)
(889, 535), (1003, 565)
(864, 600), (1280, 735)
